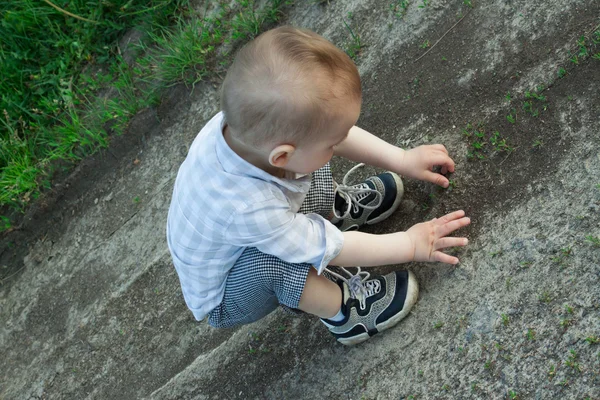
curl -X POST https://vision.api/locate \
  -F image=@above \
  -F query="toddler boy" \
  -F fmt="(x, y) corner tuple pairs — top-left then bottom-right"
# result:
(166, 26), (470, 345)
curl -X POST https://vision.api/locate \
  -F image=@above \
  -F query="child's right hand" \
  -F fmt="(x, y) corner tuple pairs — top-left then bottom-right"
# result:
(406, 210), (470, 265)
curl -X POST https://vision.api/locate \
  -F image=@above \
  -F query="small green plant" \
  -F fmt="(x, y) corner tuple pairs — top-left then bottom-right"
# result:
(390, 0), (410, 18)
(585, 235), (600, 247)
(501, 313), (509, 326)
(418, 0), (428, 8)
(525, 91), (546, 101)
(433, 321), (444, 329)
(593, 53), (600, 61)
(551, 246), (573, 268)
(505, 92), (512, 102)
(564, 304), (574, 314)
(538, 291), (552, 304)
(548, 364), (556, 380)
(506, 113), (516, 124)
(532, 139), (544, 148)
(526, 328), (536, 340)
(560, 318), (573, 329)
(471, 382), (478, 392)
(343, 19), (362, 60)
(585, 336), (599, 344)
(420, 39), (430, 48)
(508, 390), (519, 400)
(132, 196), (141, 204)
(569, 54), (579, 64)
(558, 67), (567, 78)
(505, 277), (512, 290)
(490, 131), (513, 152)
(577, 36), (589, 57)
(442, 384), (450, 391)
(463, 0), (472, 8)
(418, 369), (424, 376)
(490, 249), (502, 257)
(565, 349), (582, 373)
(520, 261), (532, 268)
(0, 216), (11, 232)
(522, 101), (539, 117)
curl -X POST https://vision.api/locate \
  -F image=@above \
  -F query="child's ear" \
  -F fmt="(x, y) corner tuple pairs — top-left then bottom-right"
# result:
(268, 144), (295, 168)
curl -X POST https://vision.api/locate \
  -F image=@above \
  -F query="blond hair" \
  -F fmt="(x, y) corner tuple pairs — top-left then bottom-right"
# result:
(220, 26), (361, 147)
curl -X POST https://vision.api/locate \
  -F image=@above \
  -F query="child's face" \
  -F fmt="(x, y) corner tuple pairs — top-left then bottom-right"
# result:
(284, 98), (361, 174)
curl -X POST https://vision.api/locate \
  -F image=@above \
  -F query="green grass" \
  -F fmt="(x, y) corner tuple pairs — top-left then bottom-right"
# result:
(538, 291), (552, 304)
(343, 19), (362, 60)
(463, 122), (513, 161)
(585, 235), (600, 247)
(585, 336), (599, 344)
(565, 349), (582, 373)
(0, 0), (289, 227)
(389, 0), (410, 18)
(0, 0), (185, 213)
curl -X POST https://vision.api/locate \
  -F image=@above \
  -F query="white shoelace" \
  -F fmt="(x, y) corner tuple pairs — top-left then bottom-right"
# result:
(333, 163), (383, 219)
(326, 267), (382, 310)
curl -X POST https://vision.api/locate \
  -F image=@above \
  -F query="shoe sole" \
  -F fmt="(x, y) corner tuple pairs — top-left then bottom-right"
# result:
(337, 270), (419, 346)
(365, 172), (404, 226)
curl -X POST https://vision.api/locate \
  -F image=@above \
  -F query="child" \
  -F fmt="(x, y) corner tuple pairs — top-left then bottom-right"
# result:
(166, 26), (470, 345)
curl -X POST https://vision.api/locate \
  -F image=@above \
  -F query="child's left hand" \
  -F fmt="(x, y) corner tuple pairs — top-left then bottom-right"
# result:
(400, 144), (455, 188)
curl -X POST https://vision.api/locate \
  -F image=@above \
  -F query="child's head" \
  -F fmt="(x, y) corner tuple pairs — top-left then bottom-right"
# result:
(221, 26), (362, 173)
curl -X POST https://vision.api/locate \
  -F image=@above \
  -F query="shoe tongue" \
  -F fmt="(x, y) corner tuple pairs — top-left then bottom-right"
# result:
(334, 193), (349, 217)
(340, 281), (353, 316)
(334, 181), (377, 216)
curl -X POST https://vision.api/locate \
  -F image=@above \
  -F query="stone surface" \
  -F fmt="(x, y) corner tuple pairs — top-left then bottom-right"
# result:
(1, 0), (600, 399)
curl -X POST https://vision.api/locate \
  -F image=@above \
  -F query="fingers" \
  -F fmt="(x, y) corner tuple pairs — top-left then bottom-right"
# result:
(438, 216), (471, 237)
(432, 144), (448, 154)
(433, 251), (459, 265)
(435, 237), (469, 250)
(432, 152), (455, 174)
(423, 152), (456, 187)
(435, 210), (466, 225)
(423, 170), (450, 188)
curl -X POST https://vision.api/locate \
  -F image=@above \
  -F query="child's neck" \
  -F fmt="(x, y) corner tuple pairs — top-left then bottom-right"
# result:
(223, 125), (286, 178)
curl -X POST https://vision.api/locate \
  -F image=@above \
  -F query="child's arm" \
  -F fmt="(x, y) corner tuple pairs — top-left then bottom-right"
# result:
(330, 210), (470, 267)
(334, 125), (455, 188)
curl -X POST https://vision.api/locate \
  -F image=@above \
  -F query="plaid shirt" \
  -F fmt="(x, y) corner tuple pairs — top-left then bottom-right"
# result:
(166, 112), (344, 320)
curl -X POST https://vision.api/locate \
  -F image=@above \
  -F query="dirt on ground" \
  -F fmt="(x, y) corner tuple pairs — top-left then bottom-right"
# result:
(1, 0), (599, 399)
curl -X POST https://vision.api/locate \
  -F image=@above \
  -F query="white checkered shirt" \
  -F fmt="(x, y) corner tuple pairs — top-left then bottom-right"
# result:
(166, 112), (344, 320)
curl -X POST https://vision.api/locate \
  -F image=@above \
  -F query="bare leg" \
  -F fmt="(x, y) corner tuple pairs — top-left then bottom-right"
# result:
(298, 268), (342, 319)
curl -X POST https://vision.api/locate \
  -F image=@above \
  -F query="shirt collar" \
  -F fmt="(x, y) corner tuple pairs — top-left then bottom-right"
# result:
(214, 112), (312, 193)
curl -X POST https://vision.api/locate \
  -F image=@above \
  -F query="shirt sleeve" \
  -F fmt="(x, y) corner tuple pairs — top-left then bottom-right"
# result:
(224, 199), (344, 274)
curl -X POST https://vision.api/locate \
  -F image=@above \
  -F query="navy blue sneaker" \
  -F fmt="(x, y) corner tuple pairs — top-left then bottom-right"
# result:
(321, 267), (419, 345)
(331, 164), (403, 232)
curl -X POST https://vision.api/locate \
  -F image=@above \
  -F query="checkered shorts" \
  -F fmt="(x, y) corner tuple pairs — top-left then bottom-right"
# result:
(207, 163), (335, 328)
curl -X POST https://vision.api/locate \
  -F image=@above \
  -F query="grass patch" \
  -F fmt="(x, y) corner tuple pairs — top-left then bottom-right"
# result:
(462, 122), (513, 161)
(1, 0), (290, 227)
(343, 19), (362, 60)
(1, 0), (186, 213)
